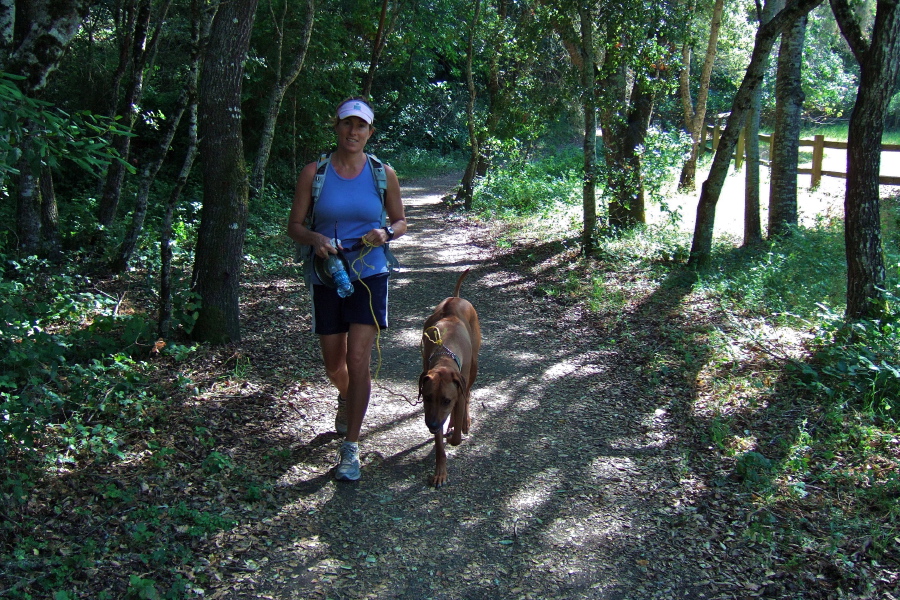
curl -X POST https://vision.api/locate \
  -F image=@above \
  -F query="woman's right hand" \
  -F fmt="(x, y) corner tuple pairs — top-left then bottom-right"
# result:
(313, 234), (339, 258)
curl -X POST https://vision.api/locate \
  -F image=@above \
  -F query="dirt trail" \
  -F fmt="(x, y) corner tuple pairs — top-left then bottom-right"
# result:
(225, 176), (762, 600)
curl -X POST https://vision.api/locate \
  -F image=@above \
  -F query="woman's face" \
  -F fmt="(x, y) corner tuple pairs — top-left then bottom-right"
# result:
(335, 116), (373, 153)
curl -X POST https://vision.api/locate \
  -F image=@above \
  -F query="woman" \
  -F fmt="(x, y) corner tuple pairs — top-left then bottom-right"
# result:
(287, 97), (407, 481)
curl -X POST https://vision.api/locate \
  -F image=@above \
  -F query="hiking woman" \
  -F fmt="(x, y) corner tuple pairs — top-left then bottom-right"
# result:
(287, 97), (407, 481)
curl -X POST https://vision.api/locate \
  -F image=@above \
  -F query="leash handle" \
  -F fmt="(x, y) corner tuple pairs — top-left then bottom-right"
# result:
(423, 326), (443, 346)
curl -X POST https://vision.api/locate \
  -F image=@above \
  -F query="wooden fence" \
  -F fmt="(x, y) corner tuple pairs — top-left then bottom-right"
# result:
(702, 117), (900, 187)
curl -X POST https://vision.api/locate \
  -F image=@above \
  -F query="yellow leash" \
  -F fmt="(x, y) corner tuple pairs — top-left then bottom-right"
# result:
(423, 326), (443, 346)
(349, 239), (383, 380)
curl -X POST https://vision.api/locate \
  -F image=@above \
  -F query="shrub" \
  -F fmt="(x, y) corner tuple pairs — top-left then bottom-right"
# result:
(472, 144), (581, 217)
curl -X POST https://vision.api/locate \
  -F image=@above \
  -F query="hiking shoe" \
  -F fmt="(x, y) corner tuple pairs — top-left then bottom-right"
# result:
(335, 394), (348, 435)
(335, 441), (360, 481)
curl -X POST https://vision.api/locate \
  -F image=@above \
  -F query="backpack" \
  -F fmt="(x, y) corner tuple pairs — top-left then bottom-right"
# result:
(297, 152), (398, 284)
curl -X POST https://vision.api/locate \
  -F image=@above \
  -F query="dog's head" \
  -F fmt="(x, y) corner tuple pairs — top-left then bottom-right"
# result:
(419, 367), (466, 434)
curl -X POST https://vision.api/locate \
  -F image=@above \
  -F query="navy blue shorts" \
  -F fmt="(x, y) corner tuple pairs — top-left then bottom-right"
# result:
(311, 274), (389, 335)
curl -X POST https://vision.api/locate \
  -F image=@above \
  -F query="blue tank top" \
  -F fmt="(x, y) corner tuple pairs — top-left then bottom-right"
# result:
(312, 159), (388, 283)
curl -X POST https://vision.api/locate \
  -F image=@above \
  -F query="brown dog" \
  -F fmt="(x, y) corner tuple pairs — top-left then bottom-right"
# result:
(418, 269), (481, 487)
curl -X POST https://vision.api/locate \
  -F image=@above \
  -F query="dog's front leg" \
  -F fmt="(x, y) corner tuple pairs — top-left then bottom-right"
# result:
(431, 430), (448, 487)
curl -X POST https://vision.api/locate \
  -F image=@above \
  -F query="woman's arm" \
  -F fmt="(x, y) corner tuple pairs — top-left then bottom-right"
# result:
(380, 164), (407, 243)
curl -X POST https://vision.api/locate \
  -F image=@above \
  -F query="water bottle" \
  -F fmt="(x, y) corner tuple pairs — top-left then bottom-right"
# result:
(326, 240), (353, 298)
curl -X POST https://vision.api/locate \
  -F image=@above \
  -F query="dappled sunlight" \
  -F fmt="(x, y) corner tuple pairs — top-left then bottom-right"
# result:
(504, 467), (562, 514)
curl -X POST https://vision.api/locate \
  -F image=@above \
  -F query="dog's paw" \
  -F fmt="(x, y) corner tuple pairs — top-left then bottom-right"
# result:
(431, 470), (449, 487)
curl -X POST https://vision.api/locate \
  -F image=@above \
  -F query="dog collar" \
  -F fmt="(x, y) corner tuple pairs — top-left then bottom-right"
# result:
(429, 345), (462, 371)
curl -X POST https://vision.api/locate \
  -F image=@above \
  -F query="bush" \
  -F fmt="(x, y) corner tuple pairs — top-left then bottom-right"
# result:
(472, 144), (581, 217)
(797, 289), (900, 416)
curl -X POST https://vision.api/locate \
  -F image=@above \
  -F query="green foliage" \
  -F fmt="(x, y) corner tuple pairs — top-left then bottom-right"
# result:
(633, 126), (693, 217)
(797, 292), (900, 416)
(0, 72), (134, 185)
(388, 148), (468, 181)
(472, 144), (581, 217)
(801, 5), (858, 119)
(700, 222), (848, 319)
(735, 450), (774, 485)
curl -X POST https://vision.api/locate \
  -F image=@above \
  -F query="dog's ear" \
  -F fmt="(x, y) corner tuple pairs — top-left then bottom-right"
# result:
(452, 372), (467, 398)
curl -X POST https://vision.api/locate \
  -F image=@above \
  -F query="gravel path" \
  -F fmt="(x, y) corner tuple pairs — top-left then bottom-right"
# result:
(221, 176), (768, 600)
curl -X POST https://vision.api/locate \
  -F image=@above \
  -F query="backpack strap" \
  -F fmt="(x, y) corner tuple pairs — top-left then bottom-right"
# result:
(307, 152), (332, 231)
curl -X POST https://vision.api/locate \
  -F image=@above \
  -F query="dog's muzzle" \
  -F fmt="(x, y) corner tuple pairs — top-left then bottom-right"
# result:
(425, 416), (447, 434)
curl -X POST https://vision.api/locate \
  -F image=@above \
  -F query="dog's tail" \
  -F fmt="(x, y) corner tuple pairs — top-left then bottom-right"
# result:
(452, 268), (471, 297)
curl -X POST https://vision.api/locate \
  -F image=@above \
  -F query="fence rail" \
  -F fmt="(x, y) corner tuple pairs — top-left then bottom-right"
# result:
(702, 119), (900, 187)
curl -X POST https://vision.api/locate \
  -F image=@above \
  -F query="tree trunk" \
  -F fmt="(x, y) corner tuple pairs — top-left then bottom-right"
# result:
(457, 0), (482, 210)
(15, 149), (41, 255)
(159, 0), (203, 340)
(608, 80), (654, 228)
(39, 165), (62, 259)
(3, 0), (92, 257)
(362, 0), (392, 99)
(0, 0), (91, 91)
(678, 0), (725, 192)
(743, 88), (764, 246)
(160, 102), (200, 339)
(191, 0), (259, 344)
(0, 0), (14, 55)
(579, 3), (597, 254)
(767, 13), (808, 238)
(250, 0), (315, 198)
(830, 0), (900, 319)
(97, 0), (172, 231)
(111, 86), (190, 273)
(743, 0), (782, 247)
(688, 0), (824, 268)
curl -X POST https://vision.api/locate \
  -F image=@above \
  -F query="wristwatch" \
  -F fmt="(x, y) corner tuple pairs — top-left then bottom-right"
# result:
(383, 225), (394, 241)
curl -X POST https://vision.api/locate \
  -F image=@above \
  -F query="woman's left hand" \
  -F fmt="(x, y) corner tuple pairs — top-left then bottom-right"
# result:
(362, 228), (390, 247)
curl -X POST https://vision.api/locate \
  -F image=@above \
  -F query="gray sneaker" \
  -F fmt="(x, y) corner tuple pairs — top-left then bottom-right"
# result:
(335, 441), (360, 481)
(335, 394), (348, 435)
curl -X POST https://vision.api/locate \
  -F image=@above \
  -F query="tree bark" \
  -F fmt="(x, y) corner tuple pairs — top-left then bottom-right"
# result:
(362, 0), (397, 99)
(743, 88), (764, 246)
(830, 0), (900, 319)
(678, 0), (724, 192)
(191, 0), (259, 344)
(2, 0), (93, 256)
(767, 12), (808, 238)
(250, 0), (315, 198)
(159, 0), (203, 340)
(457, 0), (482, 210)
(15, 148), (40, 255)
(607, 79), (654, 228)
(0, 0), (13, 56)
(743, 0), (782, 247)
(39, 165), (61, 259)
(579, 3), (597, 254)
(688, 0), (824, 268)
(0, 0), (92, 91)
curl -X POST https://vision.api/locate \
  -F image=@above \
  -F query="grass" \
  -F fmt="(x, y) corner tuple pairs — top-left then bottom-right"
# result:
(766, 123), (900, 146)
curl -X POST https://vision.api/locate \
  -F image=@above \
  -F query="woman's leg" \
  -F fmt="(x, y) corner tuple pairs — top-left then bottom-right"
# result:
(342, 323), (378, 442)
(319, 333), (349, 398)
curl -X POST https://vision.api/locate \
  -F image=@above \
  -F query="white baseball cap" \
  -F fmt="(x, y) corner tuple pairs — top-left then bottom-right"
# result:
(337, 99), (374, 124)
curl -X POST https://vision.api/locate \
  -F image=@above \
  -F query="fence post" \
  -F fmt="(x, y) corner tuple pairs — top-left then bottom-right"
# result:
(713, 120), (721, 152)
(735, 122), (746, 171)
(811, 134), (825, 189)
(701, 123), (708, 154)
